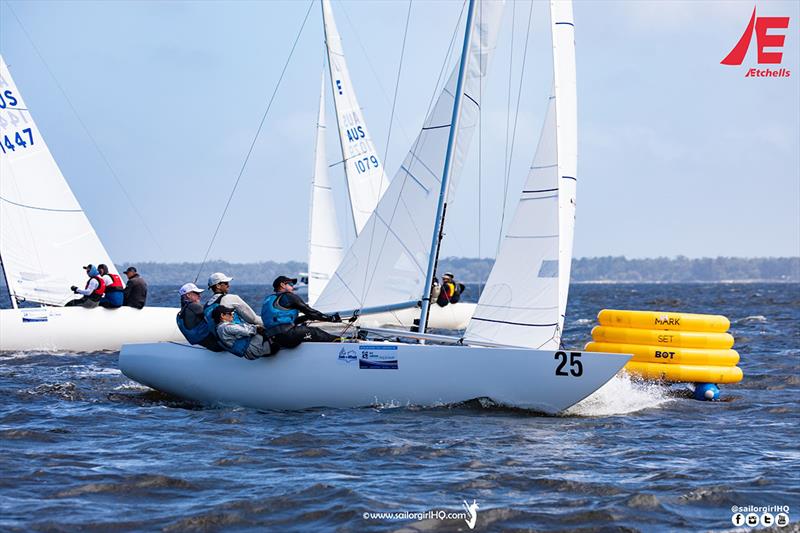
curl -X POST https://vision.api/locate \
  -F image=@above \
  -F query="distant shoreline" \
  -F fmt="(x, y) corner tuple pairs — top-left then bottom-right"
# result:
(102, 256), (798, 285)
(3, 256), (796, 287)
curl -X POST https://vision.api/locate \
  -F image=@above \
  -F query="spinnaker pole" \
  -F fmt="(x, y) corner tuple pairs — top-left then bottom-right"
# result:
(417, 0), (477, 333)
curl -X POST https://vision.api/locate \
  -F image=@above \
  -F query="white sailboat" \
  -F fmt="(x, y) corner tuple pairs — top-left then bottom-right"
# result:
(307, 0), (474, 329)
(120, 0), (629, 414)
(0, 55), (182, 352)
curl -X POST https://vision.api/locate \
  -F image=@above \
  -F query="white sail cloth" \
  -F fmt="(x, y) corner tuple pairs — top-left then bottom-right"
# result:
(321, 0), (390, 235)
(314, 0), (506, 314)
(465, 0), (577, 349)
(0, 56), (115, 306)
(307, 72), (344, 305)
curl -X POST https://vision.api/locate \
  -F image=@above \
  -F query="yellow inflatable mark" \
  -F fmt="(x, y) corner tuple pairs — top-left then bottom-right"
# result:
(591, 326), (734, 349)
(585, 342), (740, 367)
(624, 361), (743, 384)
(598, 309), (730, 333)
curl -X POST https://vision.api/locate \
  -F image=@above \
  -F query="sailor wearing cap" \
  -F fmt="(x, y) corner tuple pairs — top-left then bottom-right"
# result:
(204, 272), (263, 326)
(176, 283), (222, 351)
(122, 266), (148, 309)
(260, 275), (341, 348)
(436, 271), (464, 307)
(211, 305), (278, 359)
(65, 264), (106, 308)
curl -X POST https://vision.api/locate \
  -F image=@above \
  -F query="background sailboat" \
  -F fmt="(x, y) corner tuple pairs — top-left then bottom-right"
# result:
(0, 55), (182, 352)
(307, 0), (474, 330)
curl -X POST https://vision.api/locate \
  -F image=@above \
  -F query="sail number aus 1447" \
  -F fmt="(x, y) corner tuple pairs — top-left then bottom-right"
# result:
(554, 351), (583, 377)
(0, 128), (34, 154)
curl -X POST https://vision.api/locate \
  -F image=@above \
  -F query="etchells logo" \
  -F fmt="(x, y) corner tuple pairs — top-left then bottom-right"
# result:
(721, 6), (791, 77)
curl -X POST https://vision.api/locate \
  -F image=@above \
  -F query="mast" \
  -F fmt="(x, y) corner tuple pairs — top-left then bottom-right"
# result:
(417, 0), (478, 332)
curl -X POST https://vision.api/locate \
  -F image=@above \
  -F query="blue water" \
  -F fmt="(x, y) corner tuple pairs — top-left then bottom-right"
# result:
(1, 283), (798, 531)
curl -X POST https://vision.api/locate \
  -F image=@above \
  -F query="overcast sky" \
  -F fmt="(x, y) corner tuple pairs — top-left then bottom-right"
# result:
(1, 0), (798, 264)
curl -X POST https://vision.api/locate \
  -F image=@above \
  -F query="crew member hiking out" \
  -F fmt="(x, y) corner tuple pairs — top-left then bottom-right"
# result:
(97, 264), (124, 309)
(203, 272), (263, 328)
(66, 264), (106, 308)
(176, 282), (223, 351)
(436, 272), (465, 307)
(122, 266), (148, 309)
(212, 305), (279, 359)
(261, 276), (341, 348)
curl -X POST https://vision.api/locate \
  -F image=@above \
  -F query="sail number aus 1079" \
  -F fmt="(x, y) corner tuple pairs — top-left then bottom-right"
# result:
(0, 128), (34, 154)
(554, 351), (583, 377)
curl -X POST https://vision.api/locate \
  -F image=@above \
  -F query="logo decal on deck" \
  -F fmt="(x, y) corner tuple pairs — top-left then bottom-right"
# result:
(337, 347), (357, 364)
(358, 345), (398, 370)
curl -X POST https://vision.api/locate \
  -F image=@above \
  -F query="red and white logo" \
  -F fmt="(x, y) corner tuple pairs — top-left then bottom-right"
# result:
(721, 6), (791, 77)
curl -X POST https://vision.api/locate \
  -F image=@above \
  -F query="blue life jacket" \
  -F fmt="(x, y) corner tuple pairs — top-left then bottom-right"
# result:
(228, 336), (252, 357)
(176, 312), (212, 345)
(261, 293), (298, 329)
(203, 300), (242, 337)
(102, 290), (124, 307)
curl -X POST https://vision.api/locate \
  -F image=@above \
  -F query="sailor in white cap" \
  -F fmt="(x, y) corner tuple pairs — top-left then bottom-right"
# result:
(205, 272), (263, 326)
(176, 282), (222, 351)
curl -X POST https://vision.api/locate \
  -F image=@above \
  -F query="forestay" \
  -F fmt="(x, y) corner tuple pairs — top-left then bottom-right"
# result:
(321, 0), (390, 235)
(314, 0), (505, 314)
(0, 55), (115, 307)
(464, 1), (577, 349)
(307, 72), (344, 305)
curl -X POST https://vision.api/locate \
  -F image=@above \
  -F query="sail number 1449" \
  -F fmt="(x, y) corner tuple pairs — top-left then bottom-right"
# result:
(554, 351), (583, 377)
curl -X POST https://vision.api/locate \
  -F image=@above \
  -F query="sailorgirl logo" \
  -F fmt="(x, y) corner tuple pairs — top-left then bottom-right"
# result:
(721, 6), (791, 77)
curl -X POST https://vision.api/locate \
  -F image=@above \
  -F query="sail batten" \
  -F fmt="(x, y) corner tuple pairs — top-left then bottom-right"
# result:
(464, 0), (577, 349)
(0, 55), (115, 306)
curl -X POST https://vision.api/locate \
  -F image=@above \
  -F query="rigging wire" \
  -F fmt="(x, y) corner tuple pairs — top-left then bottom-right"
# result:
(357, 0), (468, 306)
(338, 2), (414, 150)
(497, 0), (516, 255)
(379, 0), (413, 192)
(496, 0), (534, 255)
(356, 0), (413, 303)
(4, 1), (166, 257)
(194, 0), (315, 283)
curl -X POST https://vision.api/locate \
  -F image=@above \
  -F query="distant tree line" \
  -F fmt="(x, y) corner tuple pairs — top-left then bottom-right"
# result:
(1, 257), (797, 288)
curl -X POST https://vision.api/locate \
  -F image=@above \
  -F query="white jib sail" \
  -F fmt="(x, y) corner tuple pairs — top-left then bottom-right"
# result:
(307, 71), (344, 305)
(321, 0), (390, 235)
(0, 55), (115, 307)
(465, 0), (577, 349)
(314, 0), (505, 314)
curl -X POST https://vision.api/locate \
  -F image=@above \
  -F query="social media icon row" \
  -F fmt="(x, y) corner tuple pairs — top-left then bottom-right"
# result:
(732, 512), (790, 527)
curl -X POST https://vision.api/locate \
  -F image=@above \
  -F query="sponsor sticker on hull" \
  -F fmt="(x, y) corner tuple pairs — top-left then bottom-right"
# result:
(21, 309), (48, 323)
(359, 345), (398, 370)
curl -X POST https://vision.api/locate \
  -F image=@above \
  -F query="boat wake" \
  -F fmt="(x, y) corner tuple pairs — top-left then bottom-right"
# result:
(565, 372), (673, 417)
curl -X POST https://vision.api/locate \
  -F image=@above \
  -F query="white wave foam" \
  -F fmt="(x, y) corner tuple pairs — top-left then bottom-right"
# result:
(565, 372), (674, 417)
(737, 315), (767, 323)
(573, 318), (592, 325)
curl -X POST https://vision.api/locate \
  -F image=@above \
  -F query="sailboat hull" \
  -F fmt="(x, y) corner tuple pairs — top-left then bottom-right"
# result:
(0, 306), (183, 353)
(119, 341), (630, 414)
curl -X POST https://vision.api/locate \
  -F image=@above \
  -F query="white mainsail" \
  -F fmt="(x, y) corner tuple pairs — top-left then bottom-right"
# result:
(464, 0), (577, 349)
(321, 0), (390, 235)
(307, 72), (344, 305)
(314, 0), (505, 314)
(0, 55), (115, 307)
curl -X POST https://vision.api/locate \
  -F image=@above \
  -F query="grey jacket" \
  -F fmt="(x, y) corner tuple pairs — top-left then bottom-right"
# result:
(215, 322), (271, 359)
(123, 274), (147, 309)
